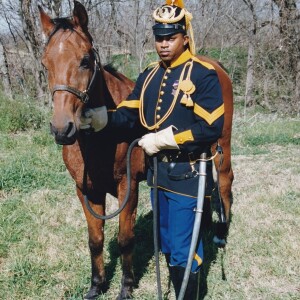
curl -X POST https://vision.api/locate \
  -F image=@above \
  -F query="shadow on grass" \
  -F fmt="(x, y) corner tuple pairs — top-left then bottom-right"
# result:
(104, 211), (154, 288)
(198, 192), (233, 299)
(104, 196), (232, 299)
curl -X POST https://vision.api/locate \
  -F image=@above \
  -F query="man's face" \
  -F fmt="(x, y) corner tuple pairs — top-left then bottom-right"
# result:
(155, 33), (189, 66)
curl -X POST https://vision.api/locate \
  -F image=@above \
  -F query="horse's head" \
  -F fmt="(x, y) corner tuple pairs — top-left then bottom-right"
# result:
(39, 1), (102, 145)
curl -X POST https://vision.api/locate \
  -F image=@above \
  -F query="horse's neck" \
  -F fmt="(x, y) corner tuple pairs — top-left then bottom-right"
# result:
(102, 70), (135, 108)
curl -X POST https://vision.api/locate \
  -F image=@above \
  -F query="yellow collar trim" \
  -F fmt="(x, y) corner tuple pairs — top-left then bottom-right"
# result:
(170, 50), (194, 68)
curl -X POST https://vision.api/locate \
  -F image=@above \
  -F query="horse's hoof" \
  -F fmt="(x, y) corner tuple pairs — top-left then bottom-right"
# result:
(213, 235), (226, 248)
(84, 284), (106, 300)
(116, 287), (133, 300)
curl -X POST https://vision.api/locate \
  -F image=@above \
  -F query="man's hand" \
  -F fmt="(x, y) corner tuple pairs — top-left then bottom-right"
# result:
(138, 126), (179, 156)
(80, 106), (108, 132)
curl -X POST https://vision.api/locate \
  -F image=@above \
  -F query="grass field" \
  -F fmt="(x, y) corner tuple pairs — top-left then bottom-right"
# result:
(0, 105), (299, 299)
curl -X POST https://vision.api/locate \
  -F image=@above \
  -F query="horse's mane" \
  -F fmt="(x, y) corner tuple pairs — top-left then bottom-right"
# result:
(103, 64), (124, 81)
(216, 61), (229, 74)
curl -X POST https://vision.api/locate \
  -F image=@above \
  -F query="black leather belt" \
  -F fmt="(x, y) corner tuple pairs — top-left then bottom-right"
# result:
(157, 150), (202, 163)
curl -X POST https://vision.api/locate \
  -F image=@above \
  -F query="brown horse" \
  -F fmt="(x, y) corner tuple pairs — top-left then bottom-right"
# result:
(39, 1), (233, 299)
(39, 2), (145, 299)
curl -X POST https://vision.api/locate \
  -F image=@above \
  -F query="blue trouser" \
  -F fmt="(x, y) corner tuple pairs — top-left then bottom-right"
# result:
(151, 189), (204, 273)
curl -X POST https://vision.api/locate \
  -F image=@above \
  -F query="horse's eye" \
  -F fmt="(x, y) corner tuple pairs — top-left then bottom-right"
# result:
(80, 55), (91, 69)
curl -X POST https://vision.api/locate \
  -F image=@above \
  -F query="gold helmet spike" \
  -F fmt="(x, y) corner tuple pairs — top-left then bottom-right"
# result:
(166, 0), (185, 9)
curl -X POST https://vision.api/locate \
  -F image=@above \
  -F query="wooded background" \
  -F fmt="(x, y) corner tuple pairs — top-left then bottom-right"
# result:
(0, 0), (299, 114)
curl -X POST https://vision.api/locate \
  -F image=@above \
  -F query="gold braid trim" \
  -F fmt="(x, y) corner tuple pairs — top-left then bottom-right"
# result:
(139, 61), (194, 131)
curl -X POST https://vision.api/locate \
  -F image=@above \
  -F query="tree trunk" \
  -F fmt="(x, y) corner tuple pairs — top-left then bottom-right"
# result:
(245, 39), (255, 107)
(272, 0), (299, 113)
(40, 0), (62, 17)
(0, 39), (12, 98)
(294, 61), (300, 115)
(20, 0), (46, 102)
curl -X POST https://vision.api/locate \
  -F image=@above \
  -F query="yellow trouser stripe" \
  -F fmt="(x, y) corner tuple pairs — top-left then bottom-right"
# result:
(194, 253), (203, 266)
(194, 103), (224, 125)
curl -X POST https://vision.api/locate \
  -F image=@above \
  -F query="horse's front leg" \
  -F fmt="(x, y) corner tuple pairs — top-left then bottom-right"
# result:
(116, 178), (138, 300)
(77, 188), (107, 300)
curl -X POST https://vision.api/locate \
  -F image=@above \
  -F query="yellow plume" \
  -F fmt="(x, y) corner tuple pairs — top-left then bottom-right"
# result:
(166, 0), (185, 8)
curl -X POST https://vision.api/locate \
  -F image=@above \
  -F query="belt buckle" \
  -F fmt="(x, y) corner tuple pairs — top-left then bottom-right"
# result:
(158, 153), (169, 162)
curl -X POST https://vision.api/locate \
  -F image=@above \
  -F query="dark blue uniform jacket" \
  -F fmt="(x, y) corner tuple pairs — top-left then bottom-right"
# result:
(110, 50), (224, 197)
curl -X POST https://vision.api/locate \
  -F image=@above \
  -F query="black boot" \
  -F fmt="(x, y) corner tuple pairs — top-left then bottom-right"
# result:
(169, 266), (181, 298)
(169, 266), (199, 300)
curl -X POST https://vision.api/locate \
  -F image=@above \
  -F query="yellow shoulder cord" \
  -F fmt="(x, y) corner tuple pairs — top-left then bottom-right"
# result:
(139, 61), (194, 131)
(179, 61), (195, 107)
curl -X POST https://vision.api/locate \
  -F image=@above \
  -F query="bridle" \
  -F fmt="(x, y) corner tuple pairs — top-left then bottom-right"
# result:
(46, 22), (102, 105)
(51, 48), (102, 104)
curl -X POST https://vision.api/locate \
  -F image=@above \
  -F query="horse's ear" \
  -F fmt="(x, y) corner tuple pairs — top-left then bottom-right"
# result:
(73, 0), (88, 30)
(38, 5), (55, 37)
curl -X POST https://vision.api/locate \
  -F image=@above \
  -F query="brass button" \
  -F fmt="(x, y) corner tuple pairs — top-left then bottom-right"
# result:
(167, 69), (171, 73)
(162, 83), (166, 87)
(156, 115), (161, 119)
(160, 91), (164, 95)
(158, 99), (163, 103)
(157, 106), (161, 111)
(164, 76), (168, 80)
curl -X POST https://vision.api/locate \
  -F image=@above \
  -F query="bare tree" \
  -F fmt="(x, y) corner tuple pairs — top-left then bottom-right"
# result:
(39, 0), (62, 17)
(271, 0), (300, 113)
(0, 38), (12, 98)
(0, 0), (298, 114)
(20, 0), (45, 100)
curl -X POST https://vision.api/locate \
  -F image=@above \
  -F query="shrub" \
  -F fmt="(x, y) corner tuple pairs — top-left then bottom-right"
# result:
(0, 93), (49, 133)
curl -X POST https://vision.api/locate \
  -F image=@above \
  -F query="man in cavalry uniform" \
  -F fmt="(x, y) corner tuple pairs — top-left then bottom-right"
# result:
(81, 0), (224, 298)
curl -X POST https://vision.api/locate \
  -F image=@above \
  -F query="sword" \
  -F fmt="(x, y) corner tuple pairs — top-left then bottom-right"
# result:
(178, 152), (207, 300)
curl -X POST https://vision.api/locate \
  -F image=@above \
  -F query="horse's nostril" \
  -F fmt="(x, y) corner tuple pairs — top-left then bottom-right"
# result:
(66, 122), (76, 138)
(50, 122), (58, 135)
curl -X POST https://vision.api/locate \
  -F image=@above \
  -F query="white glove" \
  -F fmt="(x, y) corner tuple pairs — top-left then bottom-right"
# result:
(80, 106), (108, 132)
(138, 125), (179, 156)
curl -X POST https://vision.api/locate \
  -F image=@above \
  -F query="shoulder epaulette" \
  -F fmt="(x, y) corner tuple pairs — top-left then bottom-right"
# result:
(192, 57), (215, 70)
(143, 61), (160, 72)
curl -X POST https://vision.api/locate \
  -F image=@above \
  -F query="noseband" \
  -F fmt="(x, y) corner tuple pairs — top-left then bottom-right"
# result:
(47, 23), (102, 105)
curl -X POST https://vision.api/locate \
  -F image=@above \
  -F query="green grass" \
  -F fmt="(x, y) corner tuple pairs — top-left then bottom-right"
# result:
(0, 93), (48, 133)
(232, 112), (300, 155)
(0, 97), (299, 299)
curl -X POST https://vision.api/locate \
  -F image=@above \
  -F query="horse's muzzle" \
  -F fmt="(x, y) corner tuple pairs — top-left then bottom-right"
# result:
(50, 122), (77, 145)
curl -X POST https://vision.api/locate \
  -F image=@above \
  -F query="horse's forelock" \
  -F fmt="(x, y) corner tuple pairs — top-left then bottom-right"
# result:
(52, 17), (74, 30)
(48, 17), (93, 44)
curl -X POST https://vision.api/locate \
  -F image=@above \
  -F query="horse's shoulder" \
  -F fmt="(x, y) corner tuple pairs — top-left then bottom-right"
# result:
(192, 56), (216, 70)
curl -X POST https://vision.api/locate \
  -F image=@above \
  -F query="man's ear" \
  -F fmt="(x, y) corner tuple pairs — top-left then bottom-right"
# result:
(183, 35), (189, 46)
